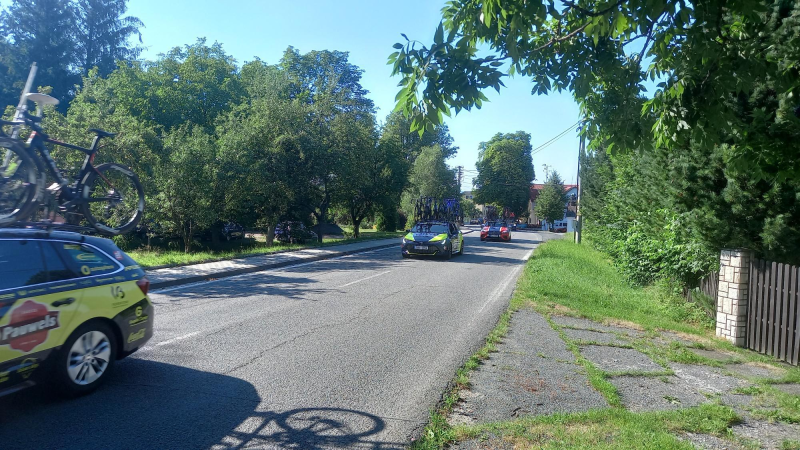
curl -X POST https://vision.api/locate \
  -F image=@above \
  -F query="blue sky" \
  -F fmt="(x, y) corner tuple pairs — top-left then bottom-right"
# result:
(127, 0), (582, 190)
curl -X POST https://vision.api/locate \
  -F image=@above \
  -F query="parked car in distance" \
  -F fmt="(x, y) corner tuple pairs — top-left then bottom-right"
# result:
(553, 221), (568, 233)
(0, 228), (154, 398)
(275, 221), (318, 244)
(221, 222), (244, 241)
(480, 221), (511, 242)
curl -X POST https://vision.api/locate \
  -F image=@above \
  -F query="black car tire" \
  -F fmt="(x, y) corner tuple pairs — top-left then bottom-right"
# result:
(458, 241), (464, 255)
(53, 320), (117, 397)
(443, 245), (452, 260)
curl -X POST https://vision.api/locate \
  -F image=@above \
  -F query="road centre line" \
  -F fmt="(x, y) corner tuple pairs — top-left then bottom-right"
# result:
(151, 246), (396, 294)
(337, 270), (391, 288)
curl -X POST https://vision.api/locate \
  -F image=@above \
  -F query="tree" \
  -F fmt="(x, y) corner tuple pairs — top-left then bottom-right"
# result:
(1, 0), (80, 107)
(333, 116), (389, 238)
(535, 172), (568, 230)
(461, 198), (481, 220)
(389, 1), (800, 183)
(380, 111), (458, 162)
(73, 0), (143, 77)
(278, 48), (375, 242)
(473, 131), (535, 218)
(152, 125), (217, 253)
(400, 144), (459, 226)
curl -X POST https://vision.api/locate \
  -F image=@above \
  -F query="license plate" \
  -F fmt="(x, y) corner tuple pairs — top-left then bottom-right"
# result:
(489, 233), (499, 237)
(414, 245), (429, 250)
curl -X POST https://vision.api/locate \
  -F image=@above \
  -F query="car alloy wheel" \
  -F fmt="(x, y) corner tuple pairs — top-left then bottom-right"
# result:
(67, 330), (112, 386)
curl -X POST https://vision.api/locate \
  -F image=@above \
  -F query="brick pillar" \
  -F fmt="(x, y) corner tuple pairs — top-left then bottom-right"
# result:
(715, 249), (751, 346)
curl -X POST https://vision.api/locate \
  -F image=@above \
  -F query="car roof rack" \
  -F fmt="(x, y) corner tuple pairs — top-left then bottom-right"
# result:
(5, 220), (98, 236)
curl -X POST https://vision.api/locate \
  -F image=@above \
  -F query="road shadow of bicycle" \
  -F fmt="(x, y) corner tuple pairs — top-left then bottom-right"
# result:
(0, 359), (396, 449)
(213, 407), (403, 450)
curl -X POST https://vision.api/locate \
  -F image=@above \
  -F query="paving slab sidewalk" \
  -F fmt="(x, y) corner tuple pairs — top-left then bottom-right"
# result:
(451, 310), (800, 449)
(146, 238), (399, 289)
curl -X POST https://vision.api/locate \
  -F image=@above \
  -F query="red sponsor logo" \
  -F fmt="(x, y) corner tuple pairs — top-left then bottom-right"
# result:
(0, 300), (60, 352)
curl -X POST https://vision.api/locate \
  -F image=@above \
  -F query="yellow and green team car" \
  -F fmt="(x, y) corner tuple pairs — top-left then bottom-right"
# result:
(0, 228), (154, 397)
(401, 221), (464, 259)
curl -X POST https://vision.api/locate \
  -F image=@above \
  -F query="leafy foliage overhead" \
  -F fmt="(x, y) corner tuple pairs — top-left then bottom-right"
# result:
(390, 0), (800, 181)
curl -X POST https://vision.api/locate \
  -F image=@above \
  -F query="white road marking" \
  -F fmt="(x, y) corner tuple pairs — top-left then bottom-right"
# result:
(151, 246), (396, 294)
(475, 244), (537, 315)
(337, 270), (391, 288)
(139, 331), (199, 351)
(477, 263), (525, 314)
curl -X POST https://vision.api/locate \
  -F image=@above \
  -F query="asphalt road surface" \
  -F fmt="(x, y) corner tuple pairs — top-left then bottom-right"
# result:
(0, 229), (558, 449)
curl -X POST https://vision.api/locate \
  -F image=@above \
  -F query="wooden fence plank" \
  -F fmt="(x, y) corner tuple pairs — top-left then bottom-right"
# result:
(780, 264), (790, 360)
(773, 263), (784, 357)
(789, 267), (800, 365)
(748, 261), (756, 348)
(789, 266), (798, 365)
(766, 261), (776, 354)
(756, 260), (766, 353)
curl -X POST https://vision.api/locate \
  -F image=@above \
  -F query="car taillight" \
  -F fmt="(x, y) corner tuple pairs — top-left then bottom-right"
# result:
(501, 227), (508, 232)
(482, 227), (489, 232)
(136, 277), (150, 295)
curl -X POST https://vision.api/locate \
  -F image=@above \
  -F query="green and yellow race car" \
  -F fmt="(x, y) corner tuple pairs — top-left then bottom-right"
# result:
(0, 228), (154, 397)
(401, 221), (464, 259)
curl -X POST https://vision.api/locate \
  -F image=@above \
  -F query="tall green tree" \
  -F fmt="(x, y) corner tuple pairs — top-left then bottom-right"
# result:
(278, 48), (374, 241)
(535, 171), (568, 230)
(73, 0), (143, 76)
(1, 0), (79, 106)
(473, 131), (535, 218)
(152, 125), (217, 253)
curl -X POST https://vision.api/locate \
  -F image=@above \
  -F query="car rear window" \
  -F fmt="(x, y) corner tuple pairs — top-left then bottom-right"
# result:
(412, 224), (448, 233)
(57, 243), (120, 277)
(0, 240), (48, 290)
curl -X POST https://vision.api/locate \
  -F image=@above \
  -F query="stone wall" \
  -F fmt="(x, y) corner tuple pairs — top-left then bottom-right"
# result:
(715, 249), (751, 346)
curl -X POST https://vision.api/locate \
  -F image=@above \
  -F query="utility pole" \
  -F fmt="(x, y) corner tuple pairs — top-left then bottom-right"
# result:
(574, 123), (585, 244)
(456, 166), (463, 193)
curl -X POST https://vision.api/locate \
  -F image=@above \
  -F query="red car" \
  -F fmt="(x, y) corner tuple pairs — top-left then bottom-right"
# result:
(480, 221), (511, 242)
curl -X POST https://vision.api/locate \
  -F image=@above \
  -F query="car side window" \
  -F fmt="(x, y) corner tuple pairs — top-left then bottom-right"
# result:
(0, 240), (47, 290)
(57, 243), (119, 277)
(41, 242), (79, 282)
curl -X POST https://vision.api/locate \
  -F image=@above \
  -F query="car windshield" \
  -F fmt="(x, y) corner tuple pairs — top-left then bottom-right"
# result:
(412, 223), (448, 234)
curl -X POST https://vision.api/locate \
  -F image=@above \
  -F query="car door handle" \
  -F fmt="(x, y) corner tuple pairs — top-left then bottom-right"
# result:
(52, 298), (76, 307)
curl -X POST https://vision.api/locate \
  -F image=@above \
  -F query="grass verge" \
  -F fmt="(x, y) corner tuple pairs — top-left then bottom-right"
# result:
(413, 237), (800, 449)
(452, 404), (739, 449)
(127, 229), (402, 268)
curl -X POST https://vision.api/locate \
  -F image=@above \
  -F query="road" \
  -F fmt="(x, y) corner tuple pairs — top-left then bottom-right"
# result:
(0, 229), (556, 449)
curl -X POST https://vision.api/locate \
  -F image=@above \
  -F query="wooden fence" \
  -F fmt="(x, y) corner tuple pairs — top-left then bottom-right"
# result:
(684, 271), (719, 318)
(747, 259), (800, 365)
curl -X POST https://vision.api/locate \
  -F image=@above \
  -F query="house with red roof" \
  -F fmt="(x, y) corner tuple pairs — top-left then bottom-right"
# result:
(528, 183), (578, 231)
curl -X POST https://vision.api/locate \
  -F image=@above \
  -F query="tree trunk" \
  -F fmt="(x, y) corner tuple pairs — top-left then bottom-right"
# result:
(184, 220), (193, 253)
(266, 225), (275, 247)
(352, 218), (361, 239)
(211, 221), (221, 246)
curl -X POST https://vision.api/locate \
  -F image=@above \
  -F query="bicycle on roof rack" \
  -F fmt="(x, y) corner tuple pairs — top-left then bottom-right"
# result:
(413, 197), (462, 224)
(0, 92), (145, 236)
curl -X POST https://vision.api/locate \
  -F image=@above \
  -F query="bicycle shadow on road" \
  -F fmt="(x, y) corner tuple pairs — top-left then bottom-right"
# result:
(0, 359), (398, 449)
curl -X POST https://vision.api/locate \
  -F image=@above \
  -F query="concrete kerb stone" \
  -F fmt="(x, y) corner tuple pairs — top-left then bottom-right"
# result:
(148, 242), (398, 290)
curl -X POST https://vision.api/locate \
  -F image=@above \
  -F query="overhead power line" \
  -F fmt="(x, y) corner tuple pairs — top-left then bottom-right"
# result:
(531, 120), (582, 155)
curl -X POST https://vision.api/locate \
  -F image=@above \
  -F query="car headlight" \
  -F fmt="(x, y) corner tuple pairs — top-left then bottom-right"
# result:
(429, 233), (448, 242)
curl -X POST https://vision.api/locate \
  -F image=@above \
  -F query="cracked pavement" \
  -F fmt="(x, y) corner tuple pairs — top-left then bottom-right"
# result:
(0, 229), (558, 449)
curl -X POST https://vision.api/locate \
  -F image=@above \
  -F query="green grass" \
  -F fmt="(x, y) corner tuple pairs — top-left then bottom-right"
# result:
(127, 229), (402, 269)
(451, 404), (739, 449)
(514, 239), (713, 334)
(412, 237), (800, 449)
